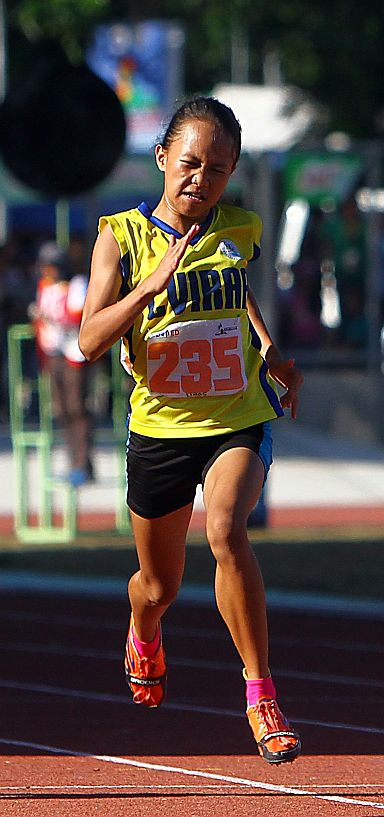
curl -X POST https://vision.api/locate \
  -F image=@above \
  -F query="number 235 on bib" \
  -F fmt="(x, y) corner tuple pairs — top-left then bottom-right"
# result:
(146, 318), (248, 398)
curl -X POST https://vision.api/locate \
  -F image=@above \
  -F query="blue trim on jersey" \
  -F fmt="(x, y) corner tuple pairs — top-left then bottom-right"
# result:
(248, 318), (262, 350)
(120, 252), (131, 295)
(259, 421), (273, 482)
(259, 360), (284, 417)
(138, 201), (214, 244)
(251, 244), (261, 261)
(123, 325), (136, 366)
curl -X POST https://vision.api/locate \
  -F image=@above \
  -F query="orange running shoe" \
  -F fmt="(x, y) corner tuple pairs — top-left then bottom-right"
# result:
(124, 616), (167, 708)
(247, 698), (301, 764)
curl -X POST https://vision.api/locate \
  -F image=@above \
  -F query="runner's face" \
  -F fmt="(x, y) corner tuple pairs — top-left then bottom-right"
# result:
(155, 118), (237, 226)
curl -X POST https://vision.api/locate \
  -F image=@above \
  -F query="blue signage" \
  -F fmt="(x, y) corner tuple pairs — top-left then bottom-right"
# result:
(87, 20), (185, 154)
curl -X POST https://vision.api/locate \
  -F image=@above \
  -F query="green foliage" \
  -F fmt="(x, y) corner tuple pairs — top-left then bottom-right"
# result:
(3, 0), (384, 137)
(6, 0), (108, 61)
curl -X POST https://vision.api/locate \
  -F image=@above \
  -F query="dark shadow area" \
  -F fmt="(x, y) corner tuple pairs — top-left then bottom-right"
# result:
(1, 534), (384, 599)
(0, 587), (384, 758)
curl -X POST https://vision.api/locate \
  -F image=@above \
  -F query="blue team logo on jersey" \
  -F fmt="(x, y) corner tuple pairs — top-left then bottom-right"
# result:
(218, 239), (242, 261)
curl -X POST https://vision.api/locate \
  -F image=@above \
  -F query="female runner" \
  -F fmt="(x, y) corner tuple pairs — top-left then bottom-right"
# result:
(79, 96), (303, 764)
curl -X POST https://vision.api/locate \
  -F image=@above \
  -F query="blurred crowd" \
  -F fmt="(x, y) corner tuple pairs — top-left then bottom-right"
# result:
(0, 234), (87, 420)
(0, 234), (103, 484)
(1, 198), (383, 428)
(277, 197), (377, 355)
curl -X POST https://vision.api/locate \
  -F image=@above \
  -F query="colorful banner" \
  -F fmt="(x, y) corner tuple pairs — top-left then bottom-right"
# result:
(87, 20), (185, 154)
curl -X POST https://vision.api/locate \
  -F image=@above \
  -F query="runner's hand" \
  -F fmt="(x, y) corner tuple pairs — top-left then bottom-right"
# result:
(267, 357), (304, 420)
(149, 224), (200, 295)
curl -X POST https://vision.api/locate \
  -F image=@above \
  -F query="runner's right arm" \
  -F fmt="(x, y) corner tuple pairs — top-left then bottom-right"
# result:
(79, 222), (199, 362)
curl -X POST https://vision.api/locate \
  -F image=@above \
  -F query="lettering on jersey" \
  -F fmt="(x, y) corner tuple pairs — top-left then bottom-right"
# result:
(146, 266), (246, 321)
(167, 273), (188, 315)
(200, 268), (223, 310)
(189, 270), (201, 312)
(147, 301), (166, 320)
(223, 267), (247, 309)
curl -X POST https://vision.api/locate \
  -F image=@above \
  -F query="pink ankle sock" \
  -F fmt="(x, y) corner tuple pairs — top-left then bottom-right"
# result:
(133, 627), (160, 657)
(246, 675), (276, 707)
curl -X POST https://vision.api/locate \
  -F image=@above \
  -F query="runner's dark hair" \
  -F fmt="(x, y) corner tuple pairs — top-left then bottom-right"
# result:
(160, 96), (241, 161)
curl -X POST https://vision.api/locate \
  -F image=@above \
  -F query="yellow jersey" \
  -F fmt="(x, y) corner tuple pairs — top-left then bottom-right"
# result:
(99, 201), (283, 437)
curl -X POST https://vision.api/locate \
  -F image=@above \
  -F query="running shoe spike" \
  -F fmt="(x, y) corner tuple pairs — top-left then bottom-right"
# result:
(247, 698), (301, 764)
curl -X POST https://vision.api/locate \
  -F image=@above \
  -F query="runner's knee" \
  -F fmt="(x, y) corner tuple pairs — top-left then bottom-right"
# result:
(140, 574), (180, 608)
(206, 512), (247, 565)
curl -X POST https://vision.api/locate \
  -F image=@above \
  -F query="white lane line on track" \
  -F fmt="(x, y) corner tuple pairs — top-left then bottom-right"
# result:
(2, 780), (381, 792)
(4, 783), (382, 791)
(294, 784), (384, 789)
(2, 783), (382, 792)
(0, 679), (384, 737)
(3, 611), (384, 659)
(2, 571), (384, 620)
(1, 640), (384, 691)
(1, 738), (384, 811)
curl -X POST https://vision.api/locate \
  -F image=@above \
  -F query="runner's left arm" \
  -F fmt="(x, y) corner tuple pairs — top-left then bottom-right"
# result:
(246, 287), (304, 419)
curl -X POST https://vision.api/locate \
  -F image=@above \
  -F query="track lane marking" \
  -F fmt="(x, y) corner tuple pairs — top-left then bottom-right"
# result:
(2, 611), (384, 657)
(2, 572), (384, 620)
(0, 679), (384, 736)
(1, 782), (383, 792)
(1, 640), (384, 690)
(0, 738), (384, 810)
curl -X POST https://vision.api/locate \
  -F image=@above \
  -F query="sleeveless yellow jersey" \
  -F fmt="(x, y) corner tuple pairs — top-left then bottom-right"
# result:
(99, 201), (283, 438)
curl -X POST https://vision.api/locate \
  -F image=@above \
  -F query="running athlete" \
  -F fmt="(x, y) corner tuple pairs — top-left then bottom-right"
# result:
(79, 96), (303, 764)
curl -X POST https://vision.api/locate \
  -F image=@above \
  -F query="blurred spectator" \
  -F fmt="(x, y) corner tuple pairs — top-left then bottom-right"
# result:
(0, 246), (9, 420)
(2, 240), (37, 323)
(377, 214), (384, 324)
(279, 197), (369, 352)
(30, 241), (94, 487)
(322, 197), (368, 348)
(277, 214), (323, 350)
(68, 235), (88, 278)
(0, 239), (38, 420)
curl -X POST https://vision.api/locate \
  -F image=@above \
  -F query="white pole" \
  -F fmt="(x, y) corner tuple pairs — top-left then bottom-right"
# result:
(0, 0), (6, 102)
(231, 24), (249, 85)
(0, 0), (7, 244)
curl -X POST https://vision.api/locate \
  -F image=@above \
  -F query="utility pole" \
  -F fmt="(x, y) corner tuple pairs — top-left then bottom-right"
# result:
(0, 0), (6, 101)
(231, 24), (249, 84)
(262, 48), (282, 87)
(0, 0), (7, 243)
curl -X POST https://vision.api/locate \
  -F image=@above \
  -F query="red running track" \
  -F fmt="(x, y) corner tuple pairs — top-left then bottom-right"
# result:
(0, 582), (384, 816)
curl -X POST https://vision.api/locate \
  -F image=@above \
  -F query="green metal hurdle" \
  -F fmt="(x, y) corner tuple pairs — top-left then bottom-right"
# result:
(7, 324), (130, 542)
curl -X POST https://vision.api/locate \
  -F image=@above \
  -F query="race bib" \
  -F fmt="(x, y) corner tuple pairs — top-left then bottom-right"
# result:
(147, 318), (247, 397)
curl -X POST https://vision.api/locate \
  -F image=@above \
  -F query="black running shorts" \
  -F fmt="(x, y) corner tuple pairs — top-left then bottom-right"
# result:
(126, 422), (273, 519)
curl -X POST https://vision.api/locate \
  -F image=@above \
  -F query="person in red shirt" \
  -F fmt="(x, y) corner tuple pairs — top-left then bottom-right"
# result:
(33, 241), (94, 487)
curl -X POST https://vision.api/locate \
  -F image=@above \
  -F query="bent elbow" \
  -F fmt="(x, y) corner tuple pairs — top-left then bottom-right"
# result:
(78, 331), (99, 363)
(80, 347), (94, 363)
(79, 342), (100, 364)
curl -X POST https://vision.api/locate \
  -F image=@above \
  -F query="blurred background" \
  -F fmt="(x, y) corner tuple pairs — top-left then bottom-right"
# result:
(0, 0), (383, 593)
